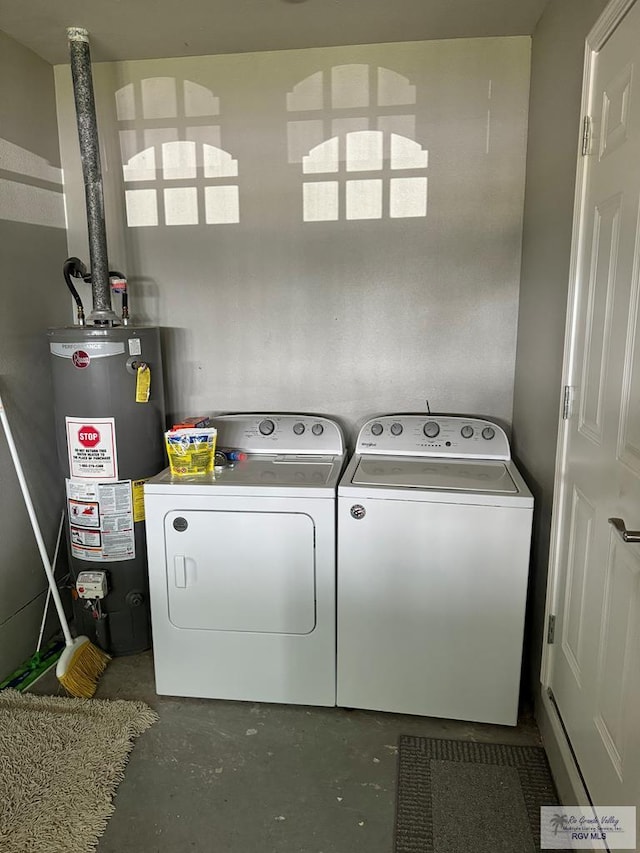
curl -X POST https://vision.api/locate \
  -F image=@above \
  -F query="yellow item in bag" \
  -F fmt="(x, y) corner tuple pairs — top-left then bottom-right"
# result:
(165, 428), (217, 476)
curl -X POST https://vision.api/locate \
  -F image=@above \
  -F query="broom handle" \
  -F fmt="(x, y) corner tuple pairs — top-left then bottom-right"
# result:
(36, 510), (65, 654)
(0, 392), (73, 647)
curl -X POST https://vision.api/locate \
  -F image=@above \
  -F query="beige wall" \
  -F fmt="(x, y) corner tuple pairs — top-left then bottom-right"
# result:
(0, 31), (70, 678)
(56, 37), (530, 441)
(512, 0), (609, 698)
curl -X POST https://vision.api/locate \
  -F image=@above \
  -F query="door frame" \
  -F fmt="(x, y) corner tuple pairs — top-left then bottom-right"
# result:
(538, 0), (638, 805)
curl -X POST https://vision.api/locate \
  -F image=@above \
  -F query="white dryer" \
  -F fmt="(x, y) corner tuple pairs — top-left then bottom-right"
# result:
(337, 415), (533, 726)
(144, 414), (345, 706)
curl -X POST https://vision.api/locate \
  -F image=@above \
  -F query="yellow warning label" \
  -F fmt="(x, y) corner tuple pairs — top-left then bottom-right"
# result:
(132, 479), (147, 523)
(136, 364), (151, 403)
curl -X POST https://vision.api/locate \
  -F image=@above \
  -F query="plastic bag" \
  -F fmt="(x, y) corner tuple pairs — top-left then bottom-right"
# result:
(165, 428), (217, 476)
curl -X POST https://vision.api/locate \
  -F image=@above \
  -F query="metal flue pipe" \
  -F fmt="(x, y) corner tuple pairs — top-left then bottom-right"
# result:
(67, 27), (117, 325)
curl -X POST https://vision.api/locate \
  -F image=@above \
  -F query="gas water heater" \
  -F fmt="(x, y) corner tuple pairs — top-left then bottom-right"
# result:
(49, 326), (165, 654)
(49, 28), (166, 654)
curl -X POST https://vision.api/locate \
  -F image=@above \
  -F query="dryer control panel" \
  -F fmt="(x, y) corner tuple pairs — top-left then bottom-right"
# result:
(211, 413), (345, 456)
(356, 415), (510, 460)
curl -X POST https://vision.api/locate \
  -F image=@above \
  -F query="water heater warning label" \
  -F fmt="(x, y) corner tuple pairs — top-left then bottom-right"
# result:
(66, 417), (118, 480)
(66, 479), (135, 562)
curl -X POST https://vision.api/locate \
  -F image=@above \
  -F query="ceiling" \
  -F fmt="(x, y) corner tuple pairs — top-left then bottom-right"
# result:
(0, 0), (548, 65)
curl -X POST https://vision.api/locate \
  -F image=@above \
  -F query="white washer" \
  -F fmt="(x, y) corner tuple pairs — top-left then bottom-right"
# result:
(337, 415), (533, 726)
(144, 413), (345, 706)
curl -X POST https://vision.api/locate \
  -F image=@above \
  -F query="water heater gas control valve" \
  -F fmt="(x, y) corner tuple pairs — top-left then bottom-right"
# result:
(76, 571), (108, 600)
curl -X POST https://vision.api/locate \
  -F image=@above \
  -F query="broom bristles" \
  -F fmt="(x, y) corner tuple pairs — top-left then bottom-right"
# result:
(58, 639), (110, 699)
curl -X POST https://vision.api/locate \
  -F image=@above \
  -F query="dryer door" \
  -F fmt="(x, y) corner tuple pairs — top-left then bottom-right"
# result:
(164, 510), (316, 633)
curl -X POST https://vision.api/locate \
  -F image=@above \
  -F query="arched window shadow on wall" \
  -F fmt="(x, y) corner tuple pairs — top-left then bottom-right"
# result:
(302, 130), (428, 221)
(286, 64), (429, 222)
(115, 77), (239, 228)
(0, 138), (65, 228)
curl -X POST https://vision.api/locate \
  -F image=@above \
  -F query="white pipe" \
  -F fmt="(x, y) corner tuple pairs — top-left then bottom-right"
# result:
(0, 391), (73, 647)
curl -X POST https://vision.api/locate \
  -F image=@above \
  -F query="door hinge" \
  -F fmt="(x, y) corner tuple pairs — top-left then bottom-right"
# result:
(581, 115), (592, 156)
(547, 614), (556, 644)
(562, 385), (573, 420)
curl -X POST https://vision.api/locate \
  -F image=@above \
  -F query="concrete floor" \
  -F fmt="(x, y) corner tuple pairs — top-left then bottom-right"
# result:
(33, 653), (541, 853)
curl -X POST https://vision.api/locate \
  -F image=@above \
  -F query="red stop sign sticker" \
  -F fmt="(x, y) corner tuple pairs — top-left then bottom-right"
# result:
(78, 426), (100, 448)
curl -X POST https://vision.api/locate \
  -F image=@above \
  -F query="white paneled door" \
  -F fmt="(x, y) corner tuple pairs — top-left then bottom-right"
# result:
(550, 0), (640, 816)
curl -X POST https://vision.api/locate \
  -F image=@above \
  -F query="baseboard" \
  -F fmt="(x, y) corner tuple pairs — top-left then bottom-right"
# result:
(536, 687), (591, 806)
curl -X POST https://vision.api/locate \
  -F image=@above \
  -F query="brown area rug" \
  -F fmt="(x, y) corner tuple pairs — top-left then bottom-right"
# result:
(0, 688), (158, 853)
(395, 736), (560, 852)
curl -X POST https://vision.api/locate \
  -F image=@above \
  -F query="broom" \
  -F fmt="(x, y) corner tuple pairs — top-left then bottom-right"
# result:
(0, 389), (110, 698)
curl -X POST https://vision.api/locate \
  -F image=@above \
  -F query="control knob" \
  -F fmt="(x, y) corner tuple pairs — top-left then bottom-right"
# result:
(371, 422), (384, 436)
(423, 421), (440, 438)
(482, 426), (496, 440)
(312, 423), (324, 436)
(258, 419), (275, 436)
(390, 422), (403, 436)
(461, 425), (474, 439)
(293, 422), (305, 435)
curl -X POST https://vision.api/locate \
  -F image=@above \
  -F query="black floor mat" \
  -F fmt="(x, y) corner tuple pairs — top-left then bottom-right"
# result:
(395, 736), (560, 852)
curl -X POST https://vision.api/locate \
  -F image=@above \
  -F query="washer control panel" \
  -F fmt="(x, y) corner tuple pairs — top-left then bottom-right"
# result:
(356, 415), (510, 460)
(211, 414), (344, 456)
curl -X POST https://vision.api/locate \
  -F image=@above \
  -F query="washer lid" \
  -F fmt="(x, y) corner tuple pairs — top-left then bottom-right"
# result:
(218, 455), (338, 487)
(351, 456), (519, 493)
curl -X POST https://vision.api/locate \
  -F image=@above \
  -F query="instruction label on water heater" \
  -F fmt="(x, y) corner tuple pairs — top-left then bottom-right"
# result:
(66, 417), (118, 480)
(66, 479), (135, 562)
